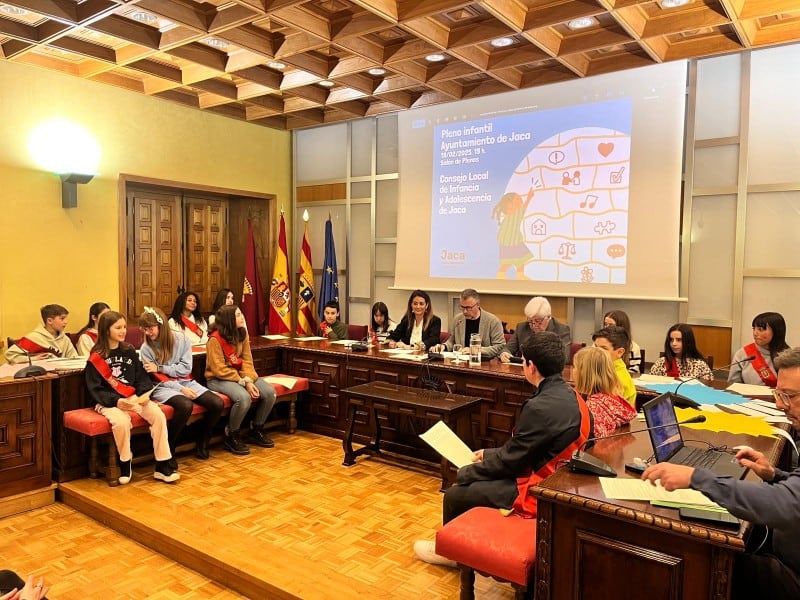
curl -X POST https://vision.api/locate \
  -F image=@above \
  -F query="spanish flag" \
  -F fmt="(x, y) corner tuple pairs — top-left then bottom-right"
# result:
(296, 220), (316, 336)
(268, 212), (292, 334)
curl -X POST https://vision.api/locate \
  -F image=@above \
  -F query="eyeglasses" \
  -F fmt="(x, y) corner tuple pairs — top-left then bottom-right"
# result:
(772, 389), (800, 406)
(527, 316), (551, 326)
(460, 303), (479, 311)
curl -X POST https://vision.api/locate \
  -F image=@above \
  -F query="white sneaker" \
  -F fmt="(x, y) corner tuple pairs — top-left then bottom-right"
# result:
(413, 540), (457, 567)
(119, 459), (132, 485)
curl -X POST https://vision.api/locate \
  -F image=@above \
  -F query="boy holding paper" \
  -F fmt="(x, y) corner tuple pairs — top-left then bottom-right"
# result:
(414, 331), (591, 566)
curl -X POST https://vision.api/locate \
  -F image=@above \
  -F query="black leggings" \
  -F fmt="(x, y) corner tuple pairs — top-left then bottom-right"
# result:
(163, 390), (224, 447)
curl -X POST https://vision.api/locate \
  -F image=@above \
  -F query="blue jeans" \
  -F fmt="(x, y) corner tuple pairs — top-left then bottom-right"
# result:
(207, 378), (276, 431)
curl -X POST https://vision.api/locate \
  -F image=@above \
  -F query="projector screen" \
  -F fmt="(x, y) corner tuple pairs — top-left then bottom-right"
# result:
(396, 60), (687, 300)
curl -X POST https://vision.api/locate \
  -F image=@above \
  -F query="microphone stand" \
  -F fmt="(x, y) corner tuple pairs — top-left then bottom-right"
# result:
(568, 415), (707, 477)
(670, 355), (756, 409)
(14, 350), (48, 379)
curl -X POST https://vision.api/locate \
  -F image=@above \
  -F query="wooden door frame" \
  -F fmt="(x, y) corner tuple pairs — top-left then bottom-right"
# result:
(118, 173), (276, 320)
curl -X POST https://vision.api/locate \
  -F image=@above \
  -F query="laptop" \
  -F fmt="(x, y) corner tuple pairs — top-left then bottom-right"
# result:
(642, 393), (747, 479)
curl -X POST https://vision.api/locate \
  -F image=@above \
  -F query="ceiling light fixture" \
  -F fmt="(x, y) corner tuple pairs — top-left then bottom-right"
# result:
(661, 0), (690, 7)
(0, 5), (28, 15)
(204, 37), (228, 49)
(490, 37), (514, 48)
(368, 67), (386, 76)
(267, 61), (287, 70)
(425, 53), (446, 62)
(567, 17), (596, 30)
(131, 11), (157, 24)
(319, 80), (335, 87)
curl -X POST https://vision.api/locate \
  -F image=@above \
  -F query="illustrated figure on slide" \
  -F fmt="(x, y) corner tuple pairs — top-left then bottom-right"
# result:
(492, 187), (534, 279)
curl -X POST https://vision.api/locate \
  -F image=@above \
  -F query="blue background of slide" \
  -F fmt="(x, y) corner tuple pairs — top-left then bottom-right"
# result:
(430, 99), (632, 279)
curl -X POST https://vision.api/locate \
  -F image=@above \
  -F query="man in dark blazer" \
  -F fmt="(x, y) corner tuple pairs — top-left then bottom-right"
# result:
(414, 331), (588, 566)
(500, 296), (572, 363)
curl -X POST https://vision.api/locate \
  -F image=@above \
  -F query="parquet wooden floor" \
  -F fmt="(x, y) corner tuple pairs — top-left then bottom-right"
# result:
(55, 430), (518, 599)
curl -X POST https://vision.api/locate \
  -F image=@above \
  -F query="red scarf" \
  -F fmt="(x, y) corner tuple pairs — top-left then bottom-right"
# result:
(181, 315), (204, 338)
(744, 343), (777, 387)
(17, 336), (60, 356)
(665, 358), (680, 378)
(88, 352), (136, 397)
(210, 331), (243, 370)
(511, 390), (592, 518)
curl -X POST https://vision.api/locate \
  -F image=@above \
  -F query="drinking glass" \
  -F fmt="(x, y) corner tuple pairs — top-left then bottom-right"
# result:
(452, 344), (463, 363)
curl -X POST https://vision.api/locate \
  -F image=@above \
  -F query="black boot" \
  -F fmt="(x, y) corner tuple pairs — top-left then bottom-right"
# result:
(196, 434), (210, 460)
(224, 430), (250, 455)
(246, 426), (275, 448)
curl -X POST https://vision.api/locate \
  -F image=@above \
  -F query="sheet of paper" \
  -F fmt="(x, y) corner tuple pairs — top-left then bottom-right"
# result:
(261, 334), (289, 340)
(599, 478), (720, 508)
(675, 407), (777, 437)
(263, 375), (297, 389)
(771, 427), (798, 455)
(41, 358), (87, 370)
(419, 420), (474, 469)
(741, 402), (784, 416)
(636, 374), (677, 384)
(294, 336), (325, 341)
(698, 404), (721, 412)
(726, 382), (773, 397)
(392, 353), (427, 361)
(379, 348), (415, 354)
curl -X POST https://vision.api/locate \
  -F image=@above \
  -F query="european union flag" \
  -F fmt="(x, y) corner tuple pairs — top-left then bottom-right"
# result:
(318, 217), (339, 322)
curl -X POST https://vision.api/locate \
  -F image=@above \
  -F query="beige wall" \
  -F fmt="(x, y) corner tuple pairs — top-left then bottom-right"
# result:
(0, 60), (291, 347)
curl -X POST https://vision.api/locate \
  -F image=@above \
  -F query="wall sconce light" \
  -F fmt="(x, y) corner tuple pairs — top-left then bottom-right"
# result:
(60, 173), (95, 208)
(28, 119), (101, 209)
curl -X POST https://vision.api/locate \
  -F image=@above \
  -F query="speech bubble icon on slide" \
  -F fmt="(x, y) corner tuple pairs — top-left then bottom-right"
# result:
(607, 244), (626, 258)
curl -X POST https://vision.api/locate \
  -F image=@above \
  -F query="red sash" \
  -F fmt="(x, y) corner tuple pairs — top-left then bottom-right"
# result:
(210, 331), (243, 370)
(181, 316), (204, 338)
(88, 352), (136, 397)
(744, 343), (777, 387)
(149, 369), (192, 384)
(511, 390), (592, 518)
(17, 336), (60, 356)
(665, 358), (680, 378)
(85, 330), (98, 343)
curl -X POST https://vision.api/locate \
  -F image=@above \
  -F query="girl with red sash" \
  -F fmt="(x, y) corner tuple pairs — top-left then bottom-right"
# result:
(139, 306), (224, 461)
(649, 323), (712, 381)
(84, 311), (178, 485)
(204, 305), (276, 456)
(76, 301), (109, 356)
(729, 312), (789, 387)
(414, 331), (591, 566)
(168, 291), (209, 344)
(573, 346), (636, 438)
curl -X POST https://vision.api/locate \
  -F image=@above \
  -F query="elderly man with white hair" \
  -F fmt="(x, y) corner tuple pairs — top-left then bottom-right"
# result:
(499, 296), (572, 363)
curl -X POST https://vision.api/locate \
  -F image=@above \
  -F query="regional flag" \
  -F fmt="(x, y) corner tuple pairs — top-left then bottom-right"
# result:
(268, 212), (292, 334)
(241, 219), (267, 334)
(296, 220), (316, 335)
(318, 216), (339, 323)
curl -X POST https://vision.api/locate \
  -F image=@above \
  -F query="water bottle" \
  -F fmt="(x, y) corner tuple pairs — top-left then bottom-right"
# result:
(469, 333), (481, 366)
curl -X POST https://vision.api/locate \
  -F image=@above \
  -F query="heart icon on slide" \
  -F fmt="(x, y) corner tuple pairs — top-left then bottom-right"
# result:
(598, 143), (614, 157)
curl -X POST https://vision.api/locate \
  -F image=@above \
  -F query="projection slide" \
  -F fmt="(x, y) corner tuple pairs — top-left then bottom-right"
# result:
(430, 99), (632, 284)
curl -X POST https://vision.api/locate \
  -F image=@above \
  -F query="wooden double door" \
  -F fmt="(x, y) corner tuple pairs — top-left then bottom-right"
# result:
(124, 185), (272, 322)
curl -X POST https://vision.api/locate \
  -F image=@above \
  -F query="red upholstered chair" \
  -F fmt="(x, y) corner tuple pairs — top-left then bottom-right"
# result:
(124, 327), (144, 349)
(439, 331), (450, 344)
(504, 333), (512, 343)
(568, 341), (586, 365)
(347, 324), (368, 341)
(436, 507), (537, 600)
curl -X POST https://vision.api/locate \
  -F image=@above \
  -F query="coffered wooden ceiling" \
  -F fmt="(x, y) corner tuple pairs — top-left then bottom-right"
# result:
(1, 0), (799, 130)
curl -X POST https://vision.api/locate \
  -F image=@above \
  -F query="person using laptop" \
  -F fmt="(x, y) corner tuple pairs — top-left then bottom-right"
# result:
(641, 347), (800, 600)
(413, 331), (591, 566)
(431, 289), (505, 359)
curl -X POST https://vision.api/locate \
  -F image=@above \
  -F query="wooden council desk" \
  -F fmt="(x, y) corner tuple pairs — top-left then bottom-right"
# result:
(530, 423), (786, 600)
(341, 381), (484, 490)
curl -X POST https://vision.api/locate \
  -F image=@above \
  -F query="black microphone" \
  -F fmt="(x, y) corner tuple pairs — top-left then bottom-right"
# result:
(567, 415), (708, 477)
(670, 355), (756, 409)
(14, 349), (48, 379)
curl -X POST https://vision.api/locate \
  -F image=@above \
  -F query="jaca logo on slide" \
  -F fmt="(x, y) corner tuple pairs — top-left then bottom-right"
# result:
(440, 249), (465, 264)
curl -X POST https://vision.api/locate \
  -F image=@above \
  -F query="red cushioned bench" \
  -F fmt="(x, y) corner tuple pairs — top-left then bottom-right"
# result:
(435, 507), (537, 600)
(63, 375), (308, 486)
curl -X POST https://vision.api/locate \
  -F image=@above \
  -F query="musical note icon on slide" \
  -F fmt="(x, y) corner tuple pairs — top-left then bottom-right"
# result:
(580, 194), (598, 209)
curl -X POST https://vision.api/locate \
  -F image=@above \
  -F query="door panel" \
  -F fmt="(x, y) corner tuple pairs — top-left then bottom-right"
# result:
(185, 196), (227, 312)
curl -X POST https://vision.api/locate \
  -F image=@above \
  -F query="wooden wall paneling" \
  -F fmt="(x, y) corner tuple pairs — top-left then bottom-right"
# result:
(691, 325), (733, 367)
(296, 183), (347, 202)
(184, 195), (227, 311)
(126, 188), (183, 319)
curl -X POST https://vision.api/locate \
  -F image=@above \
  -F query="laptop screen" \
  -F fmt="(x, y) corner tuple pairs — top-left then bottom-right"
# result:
(643, 393), (684, 462)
